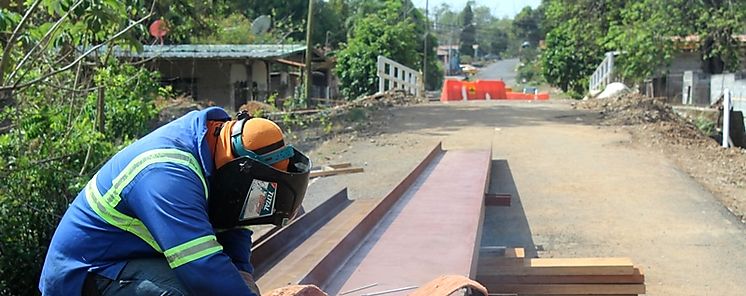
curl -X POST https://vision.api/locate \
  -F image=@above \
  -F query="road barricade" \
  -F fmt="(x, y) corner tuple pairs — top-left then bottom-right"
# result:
(440, 79), (549, 102)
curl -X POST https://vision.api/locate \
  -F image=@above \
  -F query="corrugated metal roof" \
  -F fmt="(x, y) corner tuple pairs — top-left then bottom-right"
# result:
(113, 44), (306, 59)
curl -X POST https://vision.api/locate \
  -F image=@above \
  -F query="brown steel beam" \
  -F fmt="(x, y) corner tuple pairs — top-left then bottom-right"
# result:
(251, 188), (353, 278)
(299, 142), (445, 288)
(322, 148), (492, 294)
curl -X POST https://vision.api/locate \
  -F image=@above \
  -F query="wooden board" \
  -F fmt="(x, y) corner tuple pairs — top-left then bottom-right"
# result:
(480, 247), (525, 258)
(484, 284), (645, 295)
(478, 258), (635, 276)
(477, 268), (644, 285)
(309, 167), (364, 178)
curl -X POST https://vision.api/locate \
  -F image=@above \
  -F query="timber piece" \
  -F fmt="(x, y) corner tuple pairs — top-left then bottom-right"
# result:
(485, 284), (645, 295)
(479, 247), (525, 258)
(328, 149), (492, 294)
(477, 268), (645, 285)
(409, 275), (488, 296)
(479, 247), (526, 266)
(478, 258), (635, 276)
(309, 166), (364, 178)
(310, 163), (351, 171)
(485, 193), (512, 206)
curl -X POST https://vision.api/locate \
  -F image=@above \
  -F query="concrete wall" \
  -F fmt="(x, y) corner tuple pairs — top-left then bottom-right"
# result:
(711, 72), (746, 128)
(154, 59), (271, 112)
(667, 51), (702, 74)
(682, 71), (710, 105)
(155, 59), (232, 108)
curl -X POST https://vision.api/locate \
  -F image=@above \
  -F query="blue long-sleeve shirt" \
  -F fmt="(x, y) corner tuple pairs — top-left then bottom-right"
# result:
(40, 107), (256, 295)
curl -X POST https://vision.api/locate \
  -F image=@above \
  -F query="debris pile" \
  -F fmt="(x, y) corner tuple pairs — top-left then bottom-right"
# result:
(576, 93), (679, 125)
(153, 95), (208, 128)
(347, 89), (423, 109)
(240, 101), (276, 115)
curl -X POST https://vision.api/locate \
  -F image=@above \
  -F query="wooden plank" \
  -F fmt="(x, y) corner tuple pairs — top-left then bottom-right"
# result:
(309, 167), (364, 178)
(478, 258), (635, 276)
(486, 284), (645, 294)
(485, 193), (512, 206)
(530, 258), (634, 268)
(480, 247), (525, 258)
(478, 268), (645, 285)
(328, 163), (352, 169)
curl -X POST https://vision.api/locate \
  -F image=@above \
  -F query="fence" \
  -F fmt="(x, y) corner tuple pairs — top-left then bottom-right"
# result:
(589, 51), (622, 92)
(377, 55), (421, 96)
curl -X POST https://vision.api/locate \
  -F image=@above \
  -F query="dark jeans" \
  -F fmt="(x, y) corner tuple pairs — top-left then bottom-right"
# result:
(83, 258), (188, 296)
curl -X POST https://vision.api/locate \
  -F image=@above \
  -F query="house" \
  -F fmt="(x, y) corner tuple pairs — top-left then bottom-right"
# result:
(437, 45), (460, 75)
(643, 35), (746, 105)
(112, 44), (335, 111)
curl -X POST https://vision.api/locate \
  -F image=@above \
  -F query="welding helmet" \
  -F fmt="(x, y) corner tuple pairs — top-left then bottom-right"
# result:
(208, 113), (311, 228)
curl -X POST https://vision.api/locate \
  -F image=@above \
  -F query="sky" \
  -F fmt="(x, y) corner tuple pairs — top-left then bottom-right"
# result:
(410, 0), (541, 19)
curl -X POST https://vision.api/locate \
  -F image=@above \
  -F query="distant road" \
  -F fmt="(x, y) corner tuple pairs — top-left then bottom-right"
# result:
(475, 58), (519, 86)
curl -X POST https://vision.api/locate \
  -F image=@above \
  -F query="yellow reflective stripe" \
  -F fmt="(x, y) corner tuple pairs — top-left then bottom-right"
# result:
(103, 149), (208, 206)
(84, 149), (208, 253)
(164, 235), (223, 268)
(85, 178), (163, 252)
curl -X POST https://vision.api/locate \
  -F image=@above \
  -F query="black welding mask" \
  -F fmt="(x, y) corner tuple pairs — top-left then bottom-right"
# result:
(208, 116), (311, 228)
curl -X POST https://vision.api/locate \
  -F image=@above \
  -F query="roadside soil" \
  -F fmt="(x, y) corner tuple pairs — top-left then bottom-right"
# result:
(301, 98), (746, 295)
(575, 94), (746, 223)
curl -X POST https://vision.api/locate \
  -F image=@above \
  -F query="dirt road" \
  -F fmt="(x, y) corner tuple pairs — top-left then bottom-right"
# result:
(302, 99), (746, 295)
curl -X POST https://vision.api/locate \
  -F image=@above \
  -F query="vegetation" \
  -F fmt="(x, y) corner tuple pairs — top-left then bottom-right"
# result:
(540, 0), (746, 99)
(0, 1), (181, 293)
(336, 0), (440, 99)
(458, 4), (476, 57)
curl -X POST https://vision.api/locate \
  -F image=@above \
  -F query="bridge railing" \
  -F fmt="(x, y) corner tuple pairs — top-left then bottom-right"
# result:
(377, 55), (421, 96)
(589, 51), (622, 92)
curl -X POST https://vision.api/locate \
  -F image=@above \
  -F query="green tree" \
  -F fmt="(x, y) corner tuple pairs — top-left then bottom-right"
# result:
(540, 0), (745, 99)
(0, 1), (182, 294)
(512, 6), (543, 46)
(336, 1), (419, 99)
(459, 3), (476, 56)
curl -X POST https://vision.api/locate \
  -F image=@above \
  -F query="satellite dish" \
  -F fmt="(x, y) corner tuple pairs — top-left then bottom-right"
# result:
(149, 19), (169, 45)
(251, 15), (272, 35)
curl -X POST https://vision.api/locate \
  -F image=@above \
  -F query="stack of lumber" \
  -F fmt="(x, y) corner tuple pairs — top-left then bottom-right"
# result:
(476, 247), (646, 295)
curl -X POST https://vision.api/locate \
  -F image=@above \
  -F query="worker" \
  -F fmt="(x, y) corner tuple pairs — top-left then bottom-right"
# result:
(39, 107), (311, 296)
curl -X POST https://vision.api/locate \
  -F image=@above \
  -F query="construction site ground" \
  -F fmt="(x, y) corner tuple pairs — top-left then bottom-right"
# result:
(299, 98), (746, 295)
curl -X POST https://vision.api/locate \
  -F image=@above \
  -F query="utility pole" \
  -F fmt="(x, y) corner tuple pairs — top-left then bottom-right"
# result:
(304, 0), (315, 105)
(423, 0), (429, 93)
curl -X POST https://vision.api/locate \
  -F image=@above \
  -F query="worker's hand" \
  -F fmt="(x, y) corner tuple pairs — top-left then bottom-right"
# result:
(239, 271), (261, 296)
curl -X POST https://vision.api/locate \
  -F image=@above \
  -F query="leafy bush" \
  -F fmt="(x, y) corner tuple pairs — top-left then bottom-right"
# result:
(0, 64), (161, 295)
(336, 1), (442, 98)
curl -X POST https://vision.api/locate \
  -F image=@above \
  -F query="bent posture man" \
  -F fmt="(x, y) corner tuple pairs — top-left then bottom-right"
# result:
(40, 107), (310, 295)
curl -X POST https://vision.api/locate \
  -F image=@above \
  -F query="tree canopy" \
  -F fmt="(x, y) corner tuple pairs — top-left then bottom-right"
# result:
(540, 0), (746, 98)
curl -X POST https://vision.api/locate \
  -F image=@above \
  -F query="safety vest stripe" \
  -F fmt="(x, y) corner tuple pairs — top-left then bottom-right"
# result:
(85, 178), (163, 252)
(84, 148), (209, 255)
(164, 235), (223, 268)
(103, 149), (208, 206)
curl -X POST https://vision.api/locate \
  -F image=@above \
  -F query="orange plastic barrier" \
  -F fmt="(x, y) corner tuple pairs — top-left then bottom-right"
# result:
(440, 79), (549, 101)
(441, 79), (465, 101)
(505, 92), (550, 100)
(476, 80), (507, 100)
(441, 79), (508, 101)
